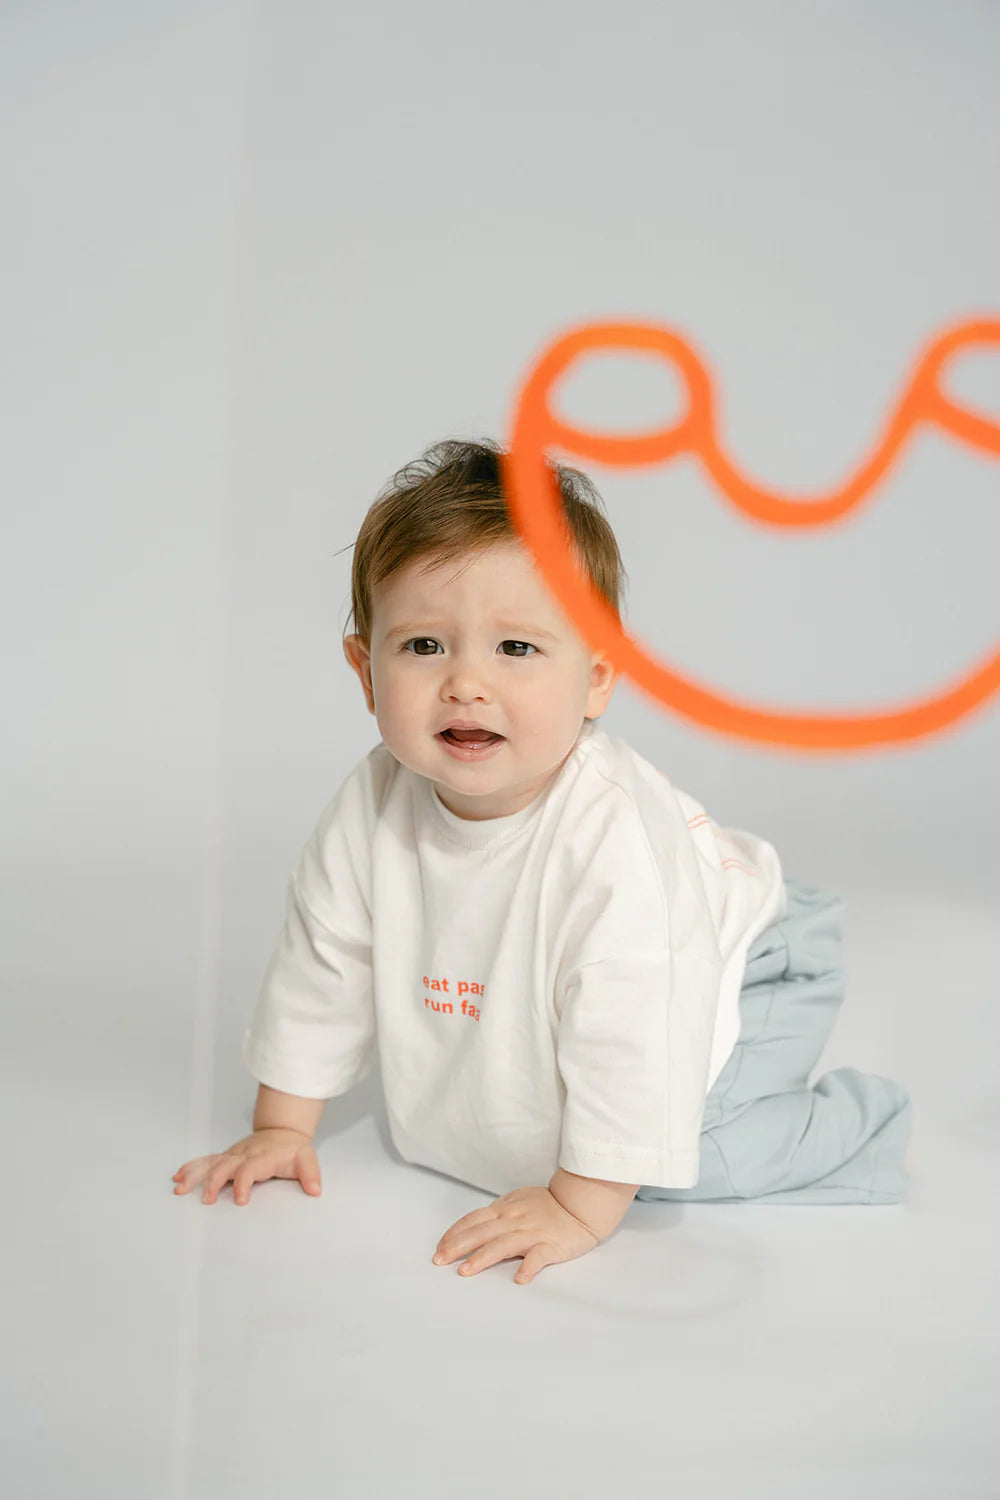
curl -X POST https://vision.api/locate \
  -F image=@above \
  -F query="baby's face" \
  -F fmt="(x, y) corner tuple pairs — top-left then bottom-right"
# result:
(344, 542), (617, 819)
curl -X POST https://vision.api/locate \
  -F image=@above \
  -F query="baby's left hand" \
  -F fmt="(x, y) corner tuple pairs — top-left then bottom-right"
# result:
(432, 1185), (600, 1285)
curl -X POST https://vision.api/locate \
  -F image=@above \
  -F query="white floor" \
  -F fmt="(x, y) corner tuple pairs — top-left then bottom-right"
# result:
(9, 880), (999, 1499)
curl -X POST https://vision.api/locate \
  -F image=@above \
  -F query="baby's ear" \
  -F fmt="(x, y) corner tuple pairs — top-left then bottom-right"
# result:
(342, 633), (365, 673)
(343, 635), (376, 712)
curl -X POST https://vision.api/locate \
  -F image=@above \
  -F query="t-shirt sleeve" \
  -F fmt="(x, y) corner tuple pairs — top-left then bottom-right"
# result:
(555, 945), (721, 1188)
(241, 771), (376, 1100)
(553, 796), (723, 1189)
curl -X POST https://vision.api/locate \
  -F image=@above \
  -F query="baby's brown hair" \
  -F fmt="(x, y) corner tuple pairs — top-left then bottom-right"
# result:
(342, 438), (628, 648)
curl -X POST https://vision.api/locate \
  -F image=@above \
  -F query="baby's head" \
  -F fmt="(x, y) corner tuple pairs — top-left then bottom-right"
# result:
(343, 438), (627, 820)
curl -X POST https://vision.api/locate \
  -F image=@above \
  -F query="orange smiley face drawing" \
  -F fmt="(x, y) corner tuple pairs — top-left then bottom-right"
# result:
(501, 317), (1000, 752)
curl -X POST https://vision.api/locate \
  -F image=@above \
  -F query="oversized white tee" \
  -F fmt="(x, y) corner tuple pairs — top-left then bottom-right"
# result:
(242, 718), (786, 1196)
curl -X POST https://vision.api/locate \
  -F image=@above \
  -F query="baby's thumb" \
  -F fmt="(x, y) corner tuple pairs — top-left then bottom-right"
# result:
(297, 1146), (322, 1196)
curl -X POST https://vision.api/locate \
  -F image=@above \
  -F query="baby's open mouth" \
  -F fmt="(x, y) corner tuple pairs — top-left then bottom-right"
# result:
(439, 728), (504, 744)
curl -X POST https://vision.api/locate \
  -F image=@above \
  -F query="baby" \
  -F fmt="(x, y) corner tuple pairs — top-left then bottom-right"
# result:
(173, 438), (913, 1285)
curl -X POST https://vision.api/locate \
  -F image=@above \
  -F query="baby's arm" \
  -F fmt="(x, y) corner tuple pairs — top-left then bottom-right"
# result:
(548, 1169), (640, 1239)
(252, 1082), (326, 1137)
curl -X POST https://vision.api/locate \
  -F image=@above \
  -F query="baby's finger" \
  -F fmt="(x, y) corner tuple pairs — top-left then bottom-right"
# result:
(201, 1153), (241, 1204)
(172, 1156), (216, 1194)
(295, 1153), (322, 1196)
(232, 1157), (277, 1206)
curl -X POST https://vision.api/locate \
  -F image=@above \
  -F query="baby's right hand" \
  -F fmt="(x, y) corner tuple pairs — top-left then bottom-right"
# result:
(172, 1128), (322, 1205)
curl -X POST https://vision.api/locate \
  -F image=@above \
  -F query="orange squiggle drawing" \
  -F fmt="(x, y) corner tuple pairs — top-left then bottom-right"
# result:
(501, 317), (1000, 751)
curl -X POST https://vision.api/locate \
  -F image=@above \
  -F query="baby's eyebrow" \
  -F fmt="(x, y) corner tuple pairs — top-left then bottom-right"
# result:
(385, 622), (559, 642)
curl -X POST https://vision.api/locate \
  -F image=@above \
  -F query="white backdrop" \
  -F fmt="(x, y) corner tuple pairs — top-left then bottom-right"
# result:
(3, 4), (998, 1497)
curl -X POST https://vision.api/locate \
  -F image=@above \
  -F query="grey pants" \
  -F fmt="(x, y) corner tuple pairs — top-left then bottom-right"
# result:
(636, 879), (913, 1205)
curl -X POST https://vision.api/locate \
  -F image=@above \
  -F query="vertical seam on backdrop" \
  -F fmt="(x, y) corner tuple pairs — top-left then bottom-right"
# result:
(167, 14), (252, 1499)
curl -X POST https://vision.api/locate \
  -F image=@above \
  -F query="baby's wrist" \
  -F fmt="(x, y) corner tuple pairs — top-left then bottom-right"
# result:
(548, 1168), (640, 1240)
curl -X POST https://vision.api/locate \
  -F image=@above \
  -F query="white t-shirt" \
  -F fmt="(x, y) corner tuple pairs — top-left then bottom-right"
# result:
(242, 718), (786, 1196)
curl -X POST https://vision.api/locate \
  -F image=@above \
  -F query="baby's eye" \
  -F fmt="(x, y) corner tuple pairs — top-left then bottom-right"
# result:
(401, 638), (538, 657)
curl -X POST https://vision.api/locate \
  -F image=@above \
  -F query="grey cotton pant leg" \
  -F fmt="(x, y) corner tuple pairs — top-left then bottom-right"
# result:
(636, 880), (913, 1205)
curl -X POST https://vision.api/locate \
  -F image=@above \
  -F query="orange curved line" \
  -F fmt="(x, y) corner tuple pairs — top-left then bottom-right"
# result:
(502, 317), (1000, 751)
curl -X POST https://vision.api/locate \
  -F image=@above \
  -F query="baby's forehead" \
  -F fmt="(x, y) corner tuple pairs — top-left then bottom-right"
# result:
(404, 542), (537, 590)
(378, 554), (562, 622)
